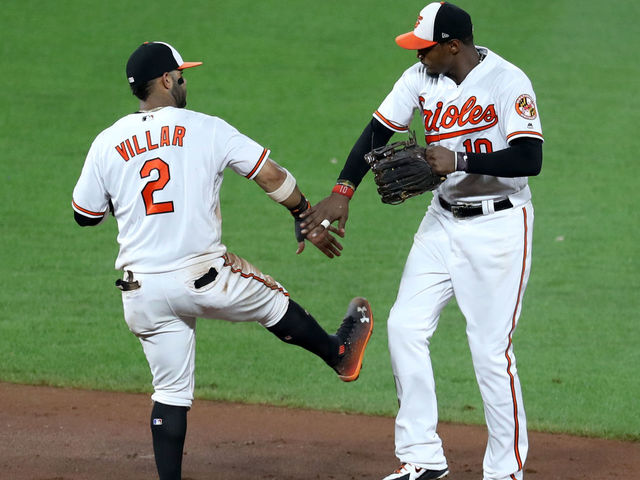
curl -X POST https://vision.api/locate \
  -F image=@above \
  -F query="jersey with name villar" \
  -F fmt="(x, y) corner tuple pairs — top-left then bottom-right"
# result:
(72, 106), (269, 273)
(373, 47), (543, 203)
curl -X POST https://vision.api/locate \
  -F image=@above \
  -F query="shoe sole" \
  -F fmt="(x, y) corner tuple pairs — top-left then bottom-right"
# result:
(383, 467), (448, 480)
(418, 468), (449, 479)
(339, 297), (373, 382)
(427, 470), (449, 479)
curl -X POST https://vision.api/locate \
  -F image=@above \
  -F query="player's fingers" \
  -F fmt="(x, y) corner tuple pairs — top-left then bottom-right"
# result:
(299, 204), (320, 225)
(328, 225), (345, 238)
(327, 237), (343, 256)
(306, 229), (340, 258)
(324, 241), (341, 257)
(320, 246), (335, 259)
(296, 241), (305, 255)
(326, 231), (343, 250)
(337, 216), (348, 235)
(300, 201), (334, 231)
(315, 239), (335, 258)
(308, 225), (327, 238)
(300, 214), (327, 233)
(299, 213), (318, 232)
(299, 206), (313, 219)
(320, 233), (342, 257)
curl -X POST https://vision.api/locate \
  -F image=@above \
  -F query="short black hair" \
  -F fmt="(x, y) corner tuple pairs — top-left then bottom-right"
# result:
(130, 80), (153, 101)
(460, 34), (474, 45)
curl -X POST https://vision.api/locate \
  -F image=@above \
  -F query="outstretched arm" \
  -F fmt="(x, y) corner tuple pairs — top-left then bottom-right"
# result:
(300, 118), (394, 238)
(254, 158), (343, 258)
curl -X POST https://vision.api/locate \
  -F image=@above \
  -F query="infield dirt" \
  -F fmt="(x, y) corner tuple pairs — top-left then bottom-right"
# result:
(1, 382), (637, 479)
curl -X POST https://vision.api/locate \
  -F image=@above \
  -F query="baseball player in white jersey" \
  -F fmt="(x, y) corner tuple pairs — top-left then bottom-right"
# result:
(301, 3), (543, 479)
(71, 41), (373, 480)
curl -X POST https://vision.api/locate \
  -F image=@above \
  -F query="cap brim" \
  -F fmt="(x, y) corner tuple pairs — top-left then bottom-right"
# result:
(395, 32), (437, 50)
(178, 61), (203, 70)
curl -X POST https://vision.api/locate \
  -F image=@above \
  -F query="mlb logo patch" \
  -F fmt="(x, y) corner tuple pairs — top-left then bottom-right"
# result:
(153, 418), (163, 426)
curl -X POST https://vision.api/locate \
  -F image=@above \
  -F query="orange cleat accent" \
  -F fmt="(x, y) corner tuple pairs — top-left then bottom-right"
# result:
(333, 297), (374, 382)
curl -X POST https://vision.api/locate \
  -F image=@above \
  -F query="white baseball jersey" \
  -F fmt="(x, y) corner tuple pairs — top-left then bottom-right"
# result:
(72, 106), (269, 273)
(373, 47), (543, 203)
(377, 47), (543, 480)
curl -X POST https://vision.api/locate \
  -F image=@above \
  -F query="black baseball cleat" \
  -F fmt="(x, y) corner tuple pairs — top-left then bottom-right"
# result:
(332, 297), (373, 382)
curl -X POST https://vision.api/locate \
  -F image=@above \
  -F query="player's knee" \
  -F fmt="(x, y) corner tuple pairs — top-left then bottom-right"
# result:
(386, 310), (413, 345)
(151, 388), (193, 409)
(469, 345), (515, 376)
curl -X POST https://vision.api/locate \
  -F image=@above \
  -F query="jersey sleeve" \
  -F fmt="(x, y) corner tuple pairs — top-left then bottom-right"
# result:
(373, 64), (423, 133)
(71, 139), (109, 219)
(216, 120), (270, 180)
(499, 72), (544, 144)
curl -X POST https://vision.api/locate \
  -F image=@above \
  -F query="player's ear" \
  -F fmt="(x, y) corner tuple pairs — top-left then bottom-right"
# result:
(447, 39), (461, 54)
(160, 72), (173, 89)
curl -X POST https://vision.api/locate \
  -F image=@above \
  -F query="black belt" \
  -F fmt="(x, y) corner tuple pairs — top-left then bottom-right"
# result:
(439, 197), (513, 219)
(194, 267), (218, 289)
(115, 268), (218, 291)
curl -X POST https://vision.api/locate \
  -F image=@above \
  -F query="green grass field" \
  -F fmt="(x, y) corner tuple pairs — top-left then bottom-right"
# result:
(1, 0), (638, 441)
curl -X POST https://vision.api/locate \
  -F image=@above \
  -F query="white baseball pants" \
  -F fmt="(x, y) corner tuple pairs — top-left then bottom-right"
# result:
(387, 200), (533, 480)
(121, 253), (290, 407)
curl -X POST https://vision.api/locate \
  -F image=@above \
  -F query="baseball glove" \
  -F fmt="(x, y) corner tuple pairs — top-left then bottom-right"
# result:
(364, 131), (443, 205)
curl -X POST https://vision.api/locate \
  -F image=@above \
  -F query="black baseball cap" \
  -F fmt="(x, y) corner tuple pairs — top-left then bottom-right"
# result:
(126, 41), (202, 85)
(396, 2), (473, 50)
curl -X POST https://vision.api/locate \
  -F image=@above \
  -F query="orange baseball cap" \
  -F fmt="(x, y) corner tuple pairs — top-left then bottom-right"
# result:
(395, 2), (473, 50)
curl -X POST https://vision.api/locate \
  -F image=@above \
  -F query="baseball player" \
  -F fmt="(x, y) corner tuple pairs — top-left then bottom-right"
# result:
(301, 3), (543, 479)
(71, 41), (373, 480)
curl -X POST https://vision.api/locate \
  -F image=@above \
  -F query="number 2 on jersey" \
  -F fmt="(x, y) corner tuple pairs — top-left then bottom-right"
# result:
(140, 158), (174, 215)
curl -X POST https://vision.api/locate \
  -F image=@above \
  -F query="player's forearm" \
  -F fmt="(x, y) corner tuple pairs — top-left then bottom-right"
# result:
(277, 185), (306, 211)
(255, 159), (308, 211)
(462, 138), (542, 177)
(337, 118), (395, 189)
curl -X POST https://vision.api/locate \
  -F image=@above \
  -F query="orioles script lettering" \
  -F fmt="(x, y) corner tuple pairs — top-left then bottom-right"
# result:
(115, 125), (186, 162)
(419, 96), (498, 143)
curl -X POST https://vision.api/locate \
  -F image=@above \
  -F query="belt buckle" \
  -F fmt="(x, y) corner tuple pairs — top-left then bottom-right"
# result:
(450, 203), (474, 218)
(450, 205), (463, 218)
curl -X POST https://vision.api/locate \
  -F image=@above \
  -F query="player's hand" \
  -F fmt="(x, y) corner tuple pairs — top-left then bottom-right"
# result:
(297, 226), (343, 258)
(425, 145), (456, 176)
(300, 193), (350, 239)
(294, 212), (343, 258)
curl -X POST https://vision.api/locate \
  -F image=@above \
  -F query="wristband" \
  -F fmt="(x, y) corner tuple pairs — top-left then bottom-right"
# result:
(266, 168), (296, 202)
(332, 179), (355, 199)
(288, 194), (310, 218)
(456, 152), (468, 172)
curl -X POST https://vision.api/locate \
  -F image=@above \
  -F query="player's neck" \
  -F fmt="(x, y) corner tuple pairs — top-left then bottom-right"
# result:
(139, 94), (177, 112)
(447, 45), (483, 85)
(139, 101), (176, 112)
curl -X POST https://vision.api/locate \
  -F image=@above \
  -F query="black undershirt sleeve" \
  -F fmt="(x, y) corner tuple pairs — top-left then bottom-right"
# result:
(74, 211), (103, 227)
(74, 200), (112, 227)
(465, 137), (543, 177)
(337, 118), (395, 187)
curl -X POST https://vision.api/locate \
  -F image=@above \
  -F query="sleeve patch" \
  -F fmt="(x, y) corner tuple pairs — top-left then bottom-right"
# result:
(515, 94), (538, 120)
